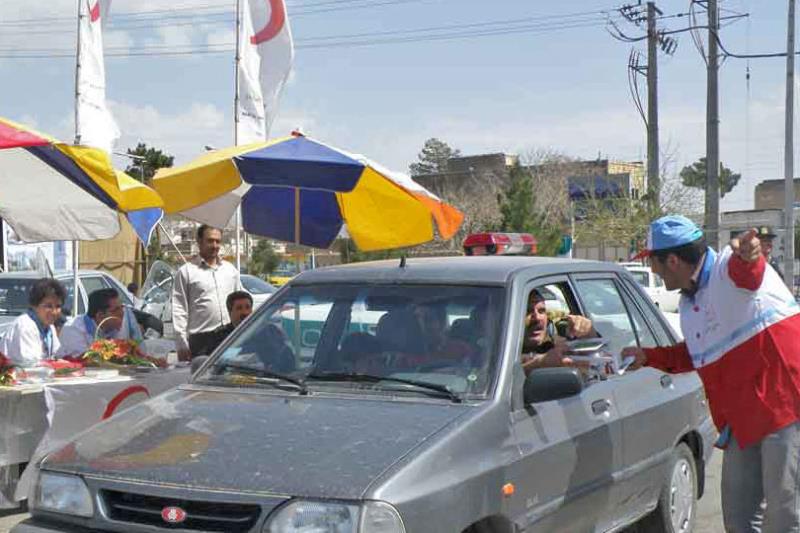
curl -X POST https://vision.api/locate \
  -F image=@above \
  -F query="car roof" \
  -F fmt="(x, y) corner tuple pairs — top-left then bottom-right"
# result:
(623, 265), (650, 273)
(0, 270), (114, 280)
(292, 256), (623, 286)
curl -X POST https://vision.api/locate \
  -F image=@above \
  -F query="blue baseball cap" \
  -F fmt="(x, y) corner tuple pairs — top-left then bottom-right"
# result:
(633, 215), (704, 259)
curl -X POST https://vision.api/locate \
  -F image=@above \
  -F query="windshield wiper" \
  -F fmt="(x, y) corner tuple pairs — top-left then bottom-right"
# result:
(305, 371), (462, 403)
(208, 362), (308, 394)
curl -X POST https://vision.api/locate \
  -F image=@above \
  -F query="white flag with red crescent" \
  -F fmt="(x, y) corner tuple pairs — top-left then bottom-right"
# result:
(237, 0), (294, 144)
(76, 0), (120, 153)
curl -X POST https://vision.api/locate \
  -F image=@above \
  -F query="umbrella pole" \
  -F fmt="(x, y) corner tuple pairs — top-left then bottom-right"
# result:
(235, 208), (242, 272)
(72, 241), (79, 317)
(293, 187), (301, 367)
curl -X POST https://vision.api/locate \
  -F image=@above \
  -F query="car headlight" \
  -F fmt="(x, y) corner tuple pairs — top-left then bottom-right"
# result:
(33, 472), (94, 518)
(265, 500), (405, 533)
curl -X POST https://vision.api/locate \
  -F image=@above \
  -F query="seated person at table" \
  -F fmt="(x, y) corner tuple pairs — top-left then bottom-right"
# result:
(1, 278), (66, 366)
(207, 291), (254, 354)
(521, 289), (594, 374)
(56, 288), (142, 357)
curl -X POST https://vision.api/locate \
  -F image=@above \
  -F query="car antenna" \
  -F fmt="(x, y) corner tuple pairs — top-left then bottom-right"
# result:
(399, 255), (407, 268)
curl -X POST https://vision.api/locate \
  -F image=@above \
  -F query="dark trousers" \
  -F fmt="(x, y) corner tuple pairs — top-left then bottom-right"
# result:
(188, 330), (221, 358)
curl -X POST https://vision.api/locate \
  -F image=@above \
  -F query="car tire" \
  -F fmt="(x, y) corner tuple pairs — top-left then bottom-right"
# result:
(639, 442), (697, 533)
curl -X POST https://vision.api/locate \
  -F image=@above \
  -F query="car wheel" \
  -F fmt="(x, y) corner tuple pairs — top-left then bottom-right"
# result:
(639, 442), (697, 533)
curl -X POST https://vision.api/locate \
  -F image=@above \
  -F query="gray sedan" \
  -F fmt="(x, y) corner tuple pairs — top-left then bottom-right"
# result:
(13, 256), (714, 533)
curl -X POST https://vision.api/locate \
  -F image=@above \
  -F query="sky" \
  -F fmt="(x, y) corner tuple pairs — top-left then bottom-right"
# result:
(0, 0), (795, 212)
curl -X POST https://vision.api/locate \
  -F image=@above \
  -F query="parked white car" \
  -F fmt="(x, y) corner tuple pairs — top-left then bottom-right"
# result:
(140, 261), (277, 339)
(624, 265), (680, 312)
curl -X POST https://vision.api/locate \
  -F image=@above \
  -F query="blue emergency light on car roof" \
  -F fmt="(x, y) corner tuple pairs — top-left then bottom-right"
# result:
(463, 232), (538, 256)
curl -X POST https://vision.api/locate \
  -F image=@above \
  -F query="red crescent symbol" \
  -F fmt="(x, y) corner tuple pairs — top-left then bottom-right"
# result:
(102, 385), (150, 420)
(89, 1), (101, 22)
(251, 0), (286, 45)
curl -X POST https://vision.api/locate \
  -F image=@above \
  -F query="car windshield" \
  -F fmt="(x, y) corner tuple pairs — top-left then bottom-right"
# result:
(0, 278), (36, 315)
(241, 275), (276, 295)
(195, 283), (505, 399)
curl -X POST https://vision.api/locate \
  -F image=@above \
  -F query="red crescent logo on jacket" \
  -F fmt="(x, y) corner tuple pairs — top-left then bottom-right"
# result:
(251, 0), (286, 44)
(89, 1), (101, 22)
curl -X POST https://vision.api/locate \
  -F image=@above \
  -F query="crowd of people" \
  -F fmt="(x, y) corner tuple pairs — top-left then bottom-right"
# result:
(0, 224), (254, 368)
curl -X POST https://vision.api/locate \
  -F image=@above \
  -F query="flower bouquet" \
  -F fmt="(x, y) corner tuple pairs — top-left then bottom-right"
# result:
(0, 353), (17, 386)
(82, 339), (167, 372)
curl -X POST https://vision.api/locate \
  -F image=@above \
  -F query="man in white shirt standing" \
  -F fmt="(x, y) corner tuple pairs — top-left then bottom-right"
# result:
(172, 225), (242, 360)
(56, 288), (143, 357)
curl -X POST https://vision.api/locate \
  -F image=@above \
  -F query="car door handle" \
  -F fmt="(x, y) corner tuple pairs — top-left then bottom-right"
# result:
(660, 375), (673, 388)
(591, 399), (611, 416)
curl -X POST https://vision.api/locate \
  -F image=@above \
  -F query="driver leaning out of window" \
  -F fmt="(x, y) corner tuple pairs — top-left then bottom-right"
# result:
(521, 289), (594, 374)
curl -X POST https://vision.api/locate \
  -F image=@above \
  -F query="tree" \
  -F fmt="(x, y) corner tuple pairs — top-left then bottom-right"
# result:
(409, 138), (461, 177)
(336, 239), (409, 263)
(679, 157), (741, 198)
(249, 240), (282, 277)
(498, 163), (564, 256)
(124, 143), (174, 183)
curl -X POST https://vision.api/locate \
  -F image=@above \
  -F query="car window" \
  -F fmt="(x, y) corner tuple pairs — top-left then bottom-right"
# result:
(199, 284), (505, 398)
(628, 270), (649, 288)
(620, 278), (672, 346)
(0, 279), (37, 316)
(654, 274), (665, 288)
(102, 274), (133, 306)
(574, 278), (637, 356)
(60, 279), (86, 315)
(81, 276), (110, 299)
(241, 275), (276, 295)
(616, 282), (658, 348)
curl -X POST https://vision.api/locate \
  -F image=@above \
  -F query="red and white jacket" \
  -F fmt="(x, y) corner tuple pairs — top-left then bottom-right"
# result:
(644, 246), (800, 449)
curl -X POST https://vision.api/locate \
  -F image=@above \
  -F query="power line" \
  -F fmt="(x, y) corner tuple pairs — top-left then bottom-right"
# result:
(0, 14), (619, 58)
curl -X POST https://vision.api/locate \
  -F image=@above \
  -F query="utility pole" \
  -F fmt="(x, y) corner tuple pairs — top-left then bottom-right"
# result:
(646, 2), (660, 209)
(785, 0), (796, 288)
(706, 0), (721, 250)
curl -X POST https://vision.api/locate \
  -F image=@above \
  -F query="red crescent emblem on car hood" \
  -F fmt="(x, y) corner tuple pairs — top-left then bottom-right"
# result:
(251, 0), (286, 44)
(161, 506), (187, 524)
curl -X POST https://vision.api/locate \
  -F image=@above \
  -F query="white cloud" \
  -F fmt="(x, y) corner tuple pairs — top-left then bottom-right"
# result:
(110, 101), (228, 163)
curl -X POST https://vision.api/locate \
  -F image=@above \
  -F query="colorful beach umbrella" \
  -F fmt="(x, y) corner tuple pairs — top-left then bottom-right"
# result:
(153, 134), (463, 251)
(0, 117), (163, 244)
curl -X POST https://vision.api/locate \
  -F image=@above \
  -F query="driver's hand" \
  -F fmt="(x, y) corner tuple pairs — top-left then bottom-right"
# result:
(621, 346), (647, 370)
(566, 315), (593, 338)
(522, 340), (574, 371)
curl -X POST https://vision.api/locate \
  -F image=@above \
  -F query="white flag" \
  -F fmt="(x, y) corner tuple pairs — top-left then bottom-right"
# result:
(76, 0), (120, 153)
(237, 0), (294, 144)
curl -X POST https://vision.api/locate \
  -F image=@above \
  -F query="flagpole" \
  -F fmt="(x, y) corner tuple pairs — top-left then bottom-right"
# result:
(234, 0), (242, 272)
(72, 0), (83, 317)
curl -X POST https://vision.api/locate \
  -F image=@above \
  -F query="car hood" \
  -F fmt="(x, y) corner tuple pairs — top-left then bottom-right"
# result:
(42, 386), (470, 499)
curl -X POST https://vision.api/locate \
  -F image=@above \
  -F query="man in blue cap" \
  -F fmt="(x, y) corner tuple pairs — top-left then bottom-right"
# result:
(624, 215), (800, 532)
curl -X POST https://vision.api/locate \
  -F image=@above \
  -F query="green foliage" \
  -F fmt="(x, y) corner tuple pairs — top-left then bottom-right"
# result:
(409, 138), (461, 177)
(249, 240), (282, 276)
(679, 157), (741, 198)
(336, 239), (408, 263)
(124, 143), (175, 182)
(497, 163), (564, 256)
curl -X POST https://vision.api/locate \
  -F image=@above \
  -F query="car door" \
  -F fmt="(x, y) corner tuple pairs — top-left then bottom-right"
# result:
(508, 277), (623, 533)
(573, 273), (696, 527)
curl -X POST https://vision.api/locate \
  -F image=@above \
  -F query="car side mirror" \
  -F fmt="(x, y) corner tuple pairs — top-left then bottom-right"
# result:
(524, 367), (583, 405)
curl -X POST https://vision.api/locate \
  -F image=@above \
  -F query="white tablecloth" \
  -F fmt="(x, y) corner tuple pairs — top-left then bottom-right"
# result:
(0, 366), (190, 507)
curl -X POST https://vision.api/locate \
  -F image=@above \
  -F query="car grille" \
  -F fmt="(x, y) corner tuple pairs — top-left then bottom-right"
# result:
(101, 490), (261, 532)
